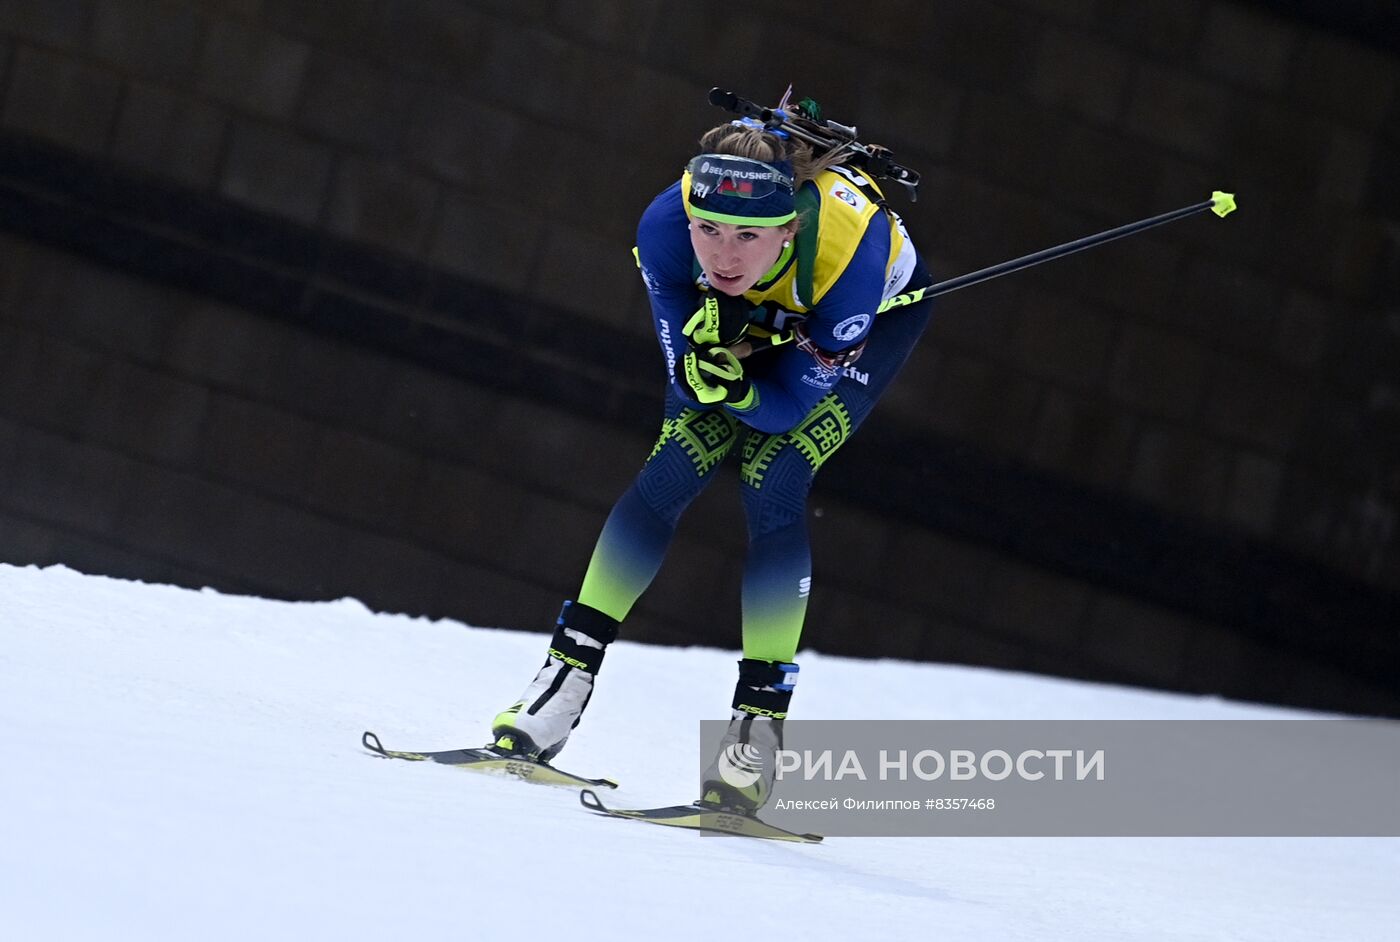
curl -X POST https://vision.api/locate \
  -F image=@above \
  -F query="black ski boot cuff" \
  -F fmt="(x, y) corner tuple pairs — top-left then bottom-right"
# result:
(732, 658), (799, 718)
(547, 600), (620, 675)
(736, 658), (798, 691)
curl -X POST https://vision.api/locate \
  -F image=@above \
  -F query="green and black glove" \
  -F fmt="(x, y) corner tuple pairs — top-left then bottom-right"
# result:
(677, 345), (756, 409)
(683, 292), (753, 347)
(676, 292), (758, 408)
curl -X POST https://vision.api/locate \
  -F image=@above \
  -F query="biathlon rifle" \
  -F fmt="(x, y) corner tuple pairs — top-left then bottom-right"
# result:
(709, 86), (922, 201)
(708, 86), (1237, 359)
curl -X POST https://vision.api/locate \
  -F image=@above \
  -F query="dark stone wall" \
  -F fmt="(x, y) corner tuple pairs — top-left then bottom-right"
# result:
(1, 0), (1397, 714)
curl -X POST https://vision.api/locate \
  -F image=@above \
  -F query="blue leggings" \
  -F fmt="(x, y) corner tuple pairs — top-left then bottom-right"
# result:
(577, 299), (932, 661)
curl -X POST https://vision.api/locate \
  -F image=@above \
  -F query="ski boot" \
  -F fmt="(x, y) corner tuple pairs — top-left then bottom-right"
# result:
(699, 658), (798, 814)
(491, 600), (620, 762)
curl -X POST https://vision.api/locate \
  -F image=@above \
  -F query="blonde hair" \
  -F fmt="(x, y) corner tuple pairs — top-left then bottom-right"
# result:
(695, 123), (846, 192)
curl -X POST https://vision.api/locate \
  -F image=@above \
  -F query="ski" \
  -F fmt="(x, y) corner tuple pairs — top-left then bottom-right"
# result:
(361, 731), (618, 790)
(579, 788), (823, 843)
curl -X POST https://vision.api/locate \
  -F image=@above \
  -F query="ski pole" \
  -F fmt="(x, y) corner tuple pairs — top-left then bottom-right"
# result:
(876, 191), (1238, 313)
(730, 191), (1236, 359)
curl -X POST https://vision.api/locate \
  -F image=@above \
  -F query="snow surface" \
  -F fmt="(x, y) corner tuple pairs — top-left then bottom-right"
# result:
(1, 562), (1395, 941)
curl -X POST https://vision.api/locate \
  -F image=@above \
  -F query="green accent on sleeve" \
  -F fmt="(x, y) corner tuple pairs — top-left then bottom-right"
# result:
(1211, 191), (1237, 217)
(728, 385), (758, 412)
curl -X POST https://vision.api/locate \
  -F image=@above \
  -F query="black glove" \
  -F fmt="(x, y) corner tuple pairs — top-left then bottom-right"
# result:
(683, 292), (753, 347)
(676, 345), (756, 409)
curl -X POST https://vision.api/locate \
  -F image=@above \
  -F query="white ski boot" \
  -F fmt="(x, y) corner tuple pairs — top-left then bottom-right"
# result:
(491, 600), (620, 761)
(700, 658), (798, 813)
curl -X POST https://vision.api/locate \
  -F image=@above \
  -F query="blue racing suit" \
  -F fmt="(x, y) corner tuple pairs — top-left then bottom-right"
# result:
(576, 166), (935, 661)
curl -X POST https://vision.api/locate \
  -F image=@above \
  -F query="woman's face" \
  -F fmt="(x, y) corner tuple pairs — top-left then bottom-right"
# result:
(689, 219), (791, 295)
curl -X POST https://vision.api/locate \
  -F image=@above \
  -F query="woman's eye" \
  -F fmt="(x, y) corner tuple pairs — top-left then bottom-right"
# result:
(738, 232), (757, 241)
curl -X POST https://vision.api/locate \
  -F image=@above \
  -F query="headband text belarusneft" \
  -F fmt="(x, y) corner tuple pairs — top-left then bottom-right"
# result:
(684, 154), (796, 226)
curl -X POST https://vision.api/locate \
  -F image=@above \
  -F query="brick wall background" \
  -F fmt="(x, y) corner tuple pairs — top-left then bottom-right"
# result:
(1, 0), (1397, 714)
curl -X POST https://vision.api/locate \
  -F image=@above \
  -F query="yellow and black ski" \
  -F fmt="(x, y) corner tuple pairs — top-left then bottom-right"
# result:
(579, 789), (823, 843)
(362, 731), (618, 789)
